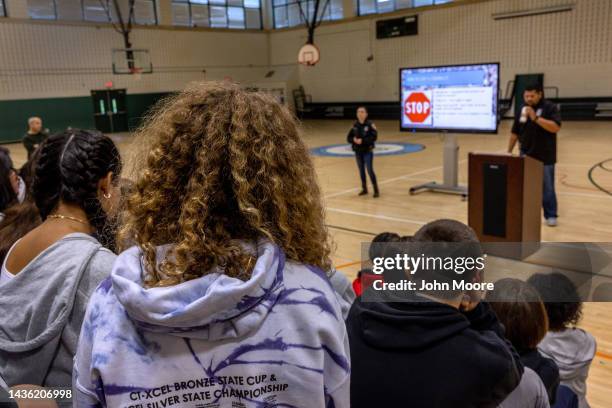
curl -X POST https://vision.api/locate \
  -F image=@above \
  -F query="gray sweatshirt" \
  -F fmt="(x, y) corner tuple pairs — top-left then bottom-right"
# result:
(538, 328), (596, 408)
(328, 268), (356, 320)
(498, 367), (550, 408)
(0, 233), (115, 388)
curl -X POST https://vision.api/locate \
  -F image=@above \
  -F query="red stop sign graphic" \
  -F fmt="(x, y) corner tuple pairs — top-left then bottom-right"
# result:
(404, 93), (431, 123)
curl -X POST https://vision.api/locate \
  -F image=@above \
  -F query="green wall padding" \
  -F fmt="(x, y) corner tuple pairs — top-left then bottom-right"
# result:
(126, 92), (172, 130)
(0, 92), (172, 144)
(0, 96), (94, 144)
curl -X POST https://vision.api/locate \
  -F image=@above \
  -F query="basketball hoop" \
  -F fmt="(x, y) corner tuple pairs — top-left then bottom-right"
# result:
(298, 44), (321, 66)
(130, 67), (143, 81)
(295, 0), (329, 67)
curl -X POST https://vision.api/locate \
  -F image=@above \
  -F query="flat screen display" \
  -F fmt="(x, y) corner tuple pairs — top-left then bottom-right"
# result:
(400, 63), (499, 133)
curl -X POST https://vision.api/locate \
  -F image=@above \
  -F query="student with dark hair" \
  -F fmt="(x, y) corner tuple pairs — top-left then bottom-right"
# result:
(352, 232), (400, 296)
(528, 273), (596, 408)
(0, 201), (42, 265)
(0, 130), (121, 388)
(0, 149), (42, 267)
(488, 278), (560, 405)
(73, 82), (350, 408)
(0, 148), (25, 224)
(18, 146), (42, 195)
(508, 83), (562, 227)
(347, 106), (379, 197)
(347, 219), (522, 408)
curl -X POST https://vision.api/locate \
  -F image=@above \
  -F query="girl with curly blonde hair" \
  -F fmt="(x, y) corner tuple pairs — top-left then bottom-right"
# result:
(74, 82), (350, 408)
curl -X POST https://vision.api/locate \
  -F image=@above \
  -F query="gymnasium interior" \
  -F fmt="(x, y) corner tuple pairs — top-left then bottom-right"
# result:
(1, 0), (611, 406)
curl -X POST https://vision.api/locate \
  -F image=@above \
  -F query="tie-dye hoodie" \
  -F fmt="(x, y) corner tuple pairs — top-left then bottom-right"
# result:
(73, 240), (350, 408)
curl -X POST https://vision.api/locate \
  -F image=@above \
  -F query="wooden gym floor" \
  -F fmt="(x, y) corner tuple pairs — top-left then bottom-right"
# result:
(3, 119), (612, 406)
(305, 119), (612, 408)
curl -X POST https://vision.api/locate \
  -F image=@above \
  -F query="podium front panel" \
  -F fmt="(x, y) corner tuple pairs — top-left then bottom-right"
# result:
(482, 162), (507, 237)
(468, 154), (527, 242)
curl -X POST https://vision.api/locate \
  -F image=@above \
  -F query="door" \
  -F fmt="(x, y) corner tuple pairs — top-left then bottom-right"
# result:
(91, 89), (128, 133)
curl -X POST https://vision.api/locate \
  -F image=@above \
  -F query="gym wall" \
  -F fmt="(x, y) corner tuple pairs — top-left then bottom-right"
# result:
(0, 19), (267, 142)
(269, 0), (612, 102)
(2, 0), (611, 142)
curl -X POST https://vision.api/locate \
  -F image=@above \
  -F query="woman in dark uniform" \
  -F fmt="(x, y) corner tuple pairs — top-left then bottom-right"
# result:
(347, 107), (379, 197)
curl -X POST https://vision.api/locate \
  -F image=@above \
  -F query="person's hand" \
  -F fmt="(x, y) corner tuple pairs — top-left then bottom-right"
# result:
(33, 144), (39, 149)
(524, 106), (537, 121)
(355, 138), (363, 145)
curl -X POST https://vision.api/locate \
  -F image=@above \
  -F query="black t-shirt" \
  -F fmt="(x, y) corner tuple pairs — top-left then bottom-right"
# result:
(511, 99), (561, 165)
(22, 131), (48, 159)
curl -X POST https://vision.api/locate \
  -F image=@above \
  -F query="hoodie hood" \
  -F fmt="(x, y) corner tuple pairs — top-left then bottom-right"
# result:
(0, 233), (101, 353)
(351, 291), (470, 349)
(112, 239), (285, 341)
(0, 233), (114, 387)
(538, 329), (596, 375)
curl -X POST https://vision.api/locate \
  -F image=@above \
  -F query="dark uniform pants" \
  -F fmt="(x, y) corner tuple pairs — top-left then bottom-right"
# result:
(355, 151), (377, 187)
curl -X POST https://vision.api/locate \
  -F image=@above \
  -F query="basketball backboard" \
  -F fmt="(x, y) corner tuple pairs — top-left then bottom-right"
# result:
(112, 48), (153, 75)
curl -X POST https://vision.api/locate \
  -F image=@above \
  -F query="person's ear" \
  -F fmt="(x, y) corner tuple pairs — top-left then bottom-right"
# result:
(98, 172), (115, 214)
(98, 172), (113, 199)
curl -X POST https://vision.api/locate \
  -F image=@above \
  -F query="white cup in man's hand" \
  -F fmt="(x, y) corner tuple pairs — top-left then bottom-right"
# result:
(520, 106), (529, 123)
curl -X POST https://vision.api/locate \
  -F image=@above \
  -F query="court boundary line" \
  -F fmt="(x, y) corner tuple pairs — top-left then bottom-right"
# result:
(326, 224), (377, 236)
(324, 163), (448, 199)
(324, 162), (612, 201)
(327, 207), (427, 226)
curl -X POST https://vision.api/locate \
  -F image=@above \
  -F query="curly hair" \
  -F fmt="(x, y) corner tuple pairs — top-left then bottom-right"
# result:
(118, 81), (332, 287)
(32, 130), (122, 249)
(527, 272), (583, 331)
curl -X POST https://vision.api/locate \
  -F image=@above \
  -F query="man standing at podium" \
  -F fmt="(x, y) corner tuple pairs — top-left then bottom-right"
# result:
(508, 83), (562, 227)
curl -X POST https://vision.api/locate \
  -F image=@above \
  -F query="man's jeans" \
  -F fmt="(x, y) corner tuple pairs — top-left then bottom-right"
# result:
(520, 149), (558, 219)
(542, 164), (558, 219)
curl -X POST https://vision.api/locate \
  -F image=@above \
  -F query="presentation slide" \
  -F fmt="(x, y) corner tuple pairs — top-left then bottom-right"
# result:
(400, 63), (499, 133)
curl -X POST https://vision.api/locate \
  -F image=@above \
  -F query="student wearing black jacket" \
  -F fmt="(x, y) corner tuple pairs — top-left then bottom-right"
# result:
(347, 107), (379, 197)
(488, 278), (560, 405)
(347, 219), (523, 408)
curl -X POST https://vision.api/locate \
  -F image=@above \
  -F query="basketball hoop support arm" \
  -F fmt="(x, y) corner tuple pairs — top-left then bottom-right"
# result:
(303, 0), (330, 44)
(409, 131), (467, 198)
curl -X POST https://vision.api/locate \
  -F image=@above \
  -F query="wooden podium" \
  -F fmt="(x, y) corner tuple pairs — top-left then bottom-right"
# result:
(468, 153), (543, 258)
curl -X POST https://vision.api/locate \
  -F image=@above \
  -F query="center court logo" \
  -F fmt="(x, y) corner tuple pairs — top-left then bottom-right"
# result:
(311, 142), (425, 157)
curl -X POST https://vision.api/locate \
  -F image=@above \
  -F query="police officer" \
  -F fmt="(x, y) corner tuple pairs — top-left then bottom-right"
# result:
(347, 107), (379, 198)
(508, 83), (562, 227)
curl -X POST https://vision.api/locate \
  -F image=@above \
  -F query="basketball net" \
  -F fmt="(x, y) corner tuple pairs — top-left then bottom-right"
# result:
(130, 67), (143, 81)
